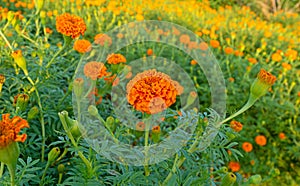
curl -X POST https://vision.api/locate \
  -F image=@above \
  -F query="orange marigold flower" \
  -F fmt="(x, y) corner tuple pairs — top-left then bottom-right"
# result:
(179, 34), (190, 44)
(285, 49), (298, 60)
(248, 58), (258, 64)
(56, 13), (86, 39)
(126, 69), (183, 114)
(234, 50), (243, 57)
(278, 132), (286, 140)
(199, 42), (208, 51)
(255, 135), (267, 146)
(84, 61), (108, 80)
(228, 161), (240, 172)
(271, 53), (282, 62)
(190, 60), (197, 65)
(224, 47), (234, 54)
(147, 49), (153, 56)
(257, 69), (276, 86)
(107, 53), (126, 64)
(228, 77), (235, 82)
(0, 113), (29, 147)
(210, 40), (220, 48)
(250, 160), (255, 165)
(73, 39), (92, 53)
(94, 34), (112, 46)
(45, 27), (53, 34)
(242, 142), (253, 152)
(230, 120), (243, 132)
(282, 62), (292, 70)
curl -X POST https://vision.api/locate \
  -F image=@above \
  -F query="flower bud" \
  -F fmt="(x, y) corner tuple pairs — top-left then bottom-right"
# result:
(0, 142), (20, 167)
(0, 74), (5, 93)
(57, 164), (65, 174)
(186, 91), (197, 106)
(73, 78), (84, 99)
(151, 125), (161, 143)
(248, 174), (262, 184)
(106, 116), (116, 132)
(11, 50), (28, 76)
(134, 122), (145, 138)
(69, 120), (82, 139)
(34, 0), (44, 11)
(48, 147), (60, 164)
(219, 167), (228, 173)
(27, 106), (39, 120)
(250, 69), (276, 100)
(220, 172), (236, 186)
(16, 93), (29, 112)
(88, 105), (99, 117)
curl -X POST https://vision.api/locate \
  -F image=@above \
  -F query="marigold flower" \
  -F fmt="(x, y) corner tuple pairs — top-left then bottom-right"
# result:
(242, 142), (253, 152)
(228, 77), (235, 82)
(126, 69), (183, 114)
(250, 160), (255, 165)
(224, 47), (234, 54)
(0, 113), (29, 147)
(73, 39), (92, 53)
(228, 161), (240, 172)
(56, 13), (86, 39)
(136, 122), (145, 131)
(152, 125), (161, 133)
(151, 125), (161, 143)
(179, 34), (190, 44)
(107, 53), (126, 64)
(45, 27), (53, 34)
(230, 120), (243, 132)
(94, 33), (112, 46)
(282, 62), (292, 70)
(210, 40), (220, 48)
(248, 58), (258, 64)
(190, 60), (197, 65)
(285, 49), (298, 61)
(255, 135), (267, 146)
(250, 69), (276, 99)
(0, 74), (5, 93)
(147, 49), (153, 56)
(278, 132), (286, 140)
(271, 53), (282, 62)
(84, 61), (108, 80)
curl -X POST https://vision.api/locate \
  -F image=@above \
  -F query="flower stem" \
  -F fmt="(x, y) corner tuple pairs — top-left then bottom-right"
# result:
(7, 164), (16, 186)
(0, 162), (4, 178)
(40, 162), (50, 186)
(144, 120), (150, 176)
(0, 30), (13, 51)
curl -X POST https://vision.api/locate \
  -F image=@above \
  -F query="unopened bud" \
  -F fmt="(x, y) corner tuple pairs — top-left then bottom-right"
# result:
(151, 125), (161, 143)
(248, 174), (262, 184)
(220, 172), (236, 186)
(57, 164), (65, 174)
(73, 78), (84, 98)
(48, 147), (60, 164)
(11, 50), (28, 76)
(16, 93), (29, 112)
(88, 105), (99, 117)
(27, 106), (39, 120)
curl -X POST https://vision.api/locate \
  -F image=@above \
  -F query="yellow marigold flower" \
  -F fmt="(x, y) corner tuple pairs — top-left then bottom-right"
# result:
(271, 53), (282, 62)
(0, 113), (29, 147)
(126, 69), (183, 114)
(84, 61), (108, 80)
(0, 74), (5, 93)
(73, 39), (92, 53)
(56, 13), (86, 39)
(94, 34), (112, 46)
(107, 53), (126, 64)
(255, 135), (267, 146)
(285, 49), (298, 61)
(282, 62), (292, 70)
(210, 40), (220, 48)
(230, 120), (243, 132)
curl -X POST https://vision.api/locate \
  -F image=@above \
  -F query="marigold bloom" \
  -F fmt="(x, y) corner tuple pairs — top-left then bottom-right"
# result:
(179, 34), (190, 44)
(285, 49), (298, 60)
(242, 142), (253, 152)
(230, 120), (243, 132)
(250, 69), (276, 99)
(84, 61), (108, 80)
(73, 39), (92, 53)
(255, 135), (267, 146)
(224, 47), (234, 54)
(271, 53), (282, 62)
(199, 42), (208, 51)
(107, 53), (126, 64)
(94, 34), (112, 46)
(210, 40), (220, 48)
(136, 122), (145, 131)
(248, 58), (258, 64)
(126, 69), (183, 114)
(152, 125), (161, 133)
(278, 132), (286, 140)
(0, 114), (29, 147)
(147, 49), (153, 56)
(228, 161), (240, 172)
(190, 60), (197, 65)
(282, 62), (292, 70)
(56, 13), (86, 39)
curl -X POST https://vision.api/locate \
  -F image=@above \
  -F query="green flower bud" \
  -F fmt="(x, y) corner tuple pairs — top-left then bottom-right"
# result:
(151, 125), (161, 143)
(88, 105), (99, 117)
(11, 50), (28, 76)
(248, 175), (262, 184)
(48, 147), (60, 164)
(16, 93), (29, 112)
(220, 172), (236, 186)
(106, 116), (116, 132)
(57, 164), (65, 174)
(27, 106), (39, 120)
(219, 167), (228, 173)
(73, 78), (84, 99)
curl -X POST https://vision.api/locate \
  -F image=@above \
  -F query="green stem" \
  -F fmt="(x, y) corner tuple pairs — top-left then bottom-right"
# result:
(46, 36), (72, 68)
(7, 164), (15, 186)
(144, 121), (150, 176)
(0, 162), (4, 178)
(0, 30), (13, 51)
(40, 162), (50, 186)
(58, 173), (63, 184)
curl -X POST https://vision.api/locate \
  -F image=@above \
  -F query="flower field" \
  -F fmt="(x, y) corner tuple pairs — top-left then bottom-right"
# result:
(0, 0), (299, 185)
